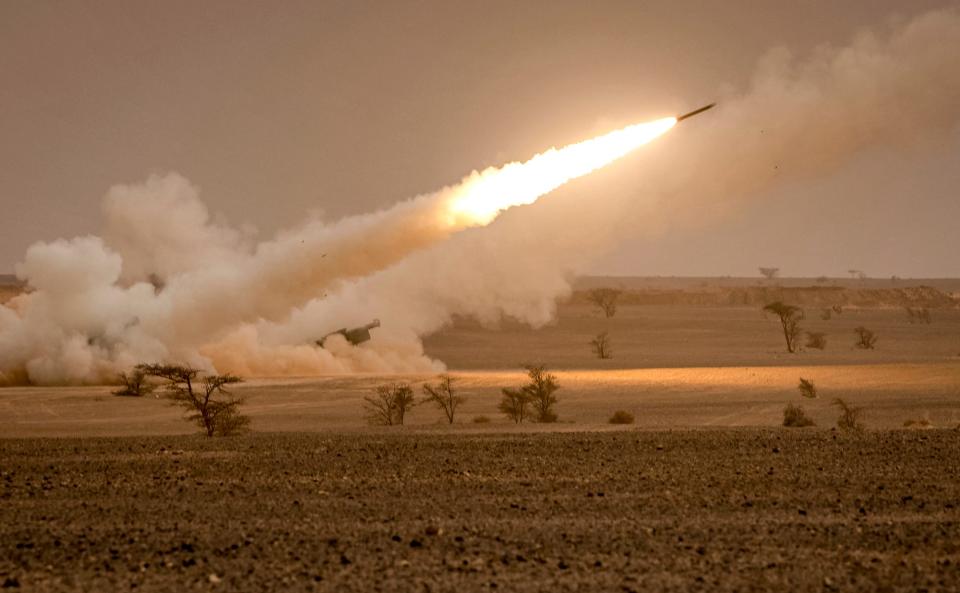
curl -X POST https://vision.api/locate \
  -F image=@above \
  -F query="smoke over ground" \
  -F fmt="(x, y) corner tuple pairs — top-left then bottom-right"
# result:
(2, 9), (960, 384)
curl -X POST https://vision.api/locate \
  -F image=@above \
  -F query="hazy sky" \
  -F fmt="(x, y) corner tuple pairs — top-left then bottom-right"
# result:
(2, 0), (958, 277)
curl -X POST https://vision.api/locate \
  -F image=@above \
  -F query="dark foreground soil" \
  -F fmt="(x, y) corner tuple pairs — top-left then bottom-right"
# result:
(2, 430), (959, 592)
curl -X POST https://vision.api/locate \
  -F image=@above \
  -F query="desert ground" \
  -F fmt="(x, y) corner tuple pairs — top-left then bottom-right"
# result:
(1, 277), (959, 591)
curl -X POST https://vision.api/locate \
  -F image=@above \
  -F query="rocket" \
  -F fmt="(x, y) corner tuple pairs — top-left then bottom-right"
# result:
(676, 103), (716, 122)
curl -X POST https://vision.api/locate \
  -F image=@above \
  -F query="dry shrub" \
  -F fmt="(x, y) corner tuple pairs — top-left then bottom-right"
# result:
(805, 332), (827, 350)
(422, 374), (465, 424)
(903, 418), (934, 429)
(590, 331), (612, 359)
(783, 404), (815, 427)
(364, 383), (416, 426)
(853, 326), (878, 349)
(472, 415), (491, 424)
(608, 410), (635, 425)
(832, 398), (865, 432)
(113, 368), (156, 397)
(588, 288), (621, 318)
(797, 377), (817, 399)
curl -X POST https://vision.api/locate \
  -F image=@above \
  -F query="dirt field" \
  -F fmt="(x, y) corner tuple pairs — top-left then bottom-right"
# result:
(2, 280), (959, 591)
(2, 430), (959, 592)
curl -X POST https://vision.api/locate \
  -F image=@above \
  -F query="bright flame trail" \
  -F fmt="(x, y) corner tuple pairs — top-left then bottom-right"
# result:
(447, 117), (677, 224)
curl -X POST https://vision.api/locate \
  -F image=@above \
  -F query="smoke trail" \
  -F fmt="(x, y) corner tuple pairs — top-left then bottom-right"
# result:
(0, 116), (674, 384)
(215, 8), (960, 375)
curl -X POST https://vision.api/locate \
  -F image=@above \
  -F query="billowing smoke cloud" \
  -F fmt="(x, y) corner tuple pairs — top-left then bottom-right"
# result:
(2, 8), (960, 384)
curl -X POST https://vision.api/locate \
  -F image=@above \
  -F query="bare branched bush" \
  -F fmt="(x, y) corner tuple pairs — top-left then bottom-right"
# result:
(763, 301), (804, 353)
(590, 331), (612, 359)
(853, 326), (878, 349)
(113, 368), (156, 397)
(137, 364), (248, 436)
(588, 288), (621, 318)
(783, 404), (815, 427)
(422, 375), (465, 424)
(832, 398), (865, 432)
(797, 377), (818, 399)
(805, 332), (827, 350)
(364, 383), (415, 426)
(498, 388), (532, 424)
(608, 410), (635, 424)
(759, 267), (779, 280)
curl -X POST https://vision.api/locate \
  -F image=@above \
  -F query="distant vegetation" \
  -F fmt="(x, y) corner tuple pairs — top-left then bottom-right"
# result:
(797, 377), (818, 399)
(905, 307), (932, 324)
(758, 267), (779, 280)
(763, 301), (804, 353)
(422, 374), (465, 424)
(364, 383), (416, 426)
(833, 398), (865, 432)
(137, 363), (249, 436)
(499, 364), (560, 423)
(112, 368), (155, 397)
(805, 331), (827, 350)
(588, 288), (621, 318)
(590, 331), (612, 359)
(608, 410), (635, 425)
(853, 326), (878, 349)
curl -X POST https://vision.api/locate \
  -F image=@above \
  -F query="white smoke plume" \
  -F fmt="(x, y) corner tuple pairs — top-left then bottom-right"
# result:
(2, 8), (960, 384)
(0, 115), (672, 384)
(219, 8), (960, 374)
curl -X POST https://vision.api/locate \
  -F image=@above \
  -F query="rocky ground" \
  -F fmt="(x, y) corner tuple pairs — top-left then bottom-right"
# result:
(2, 430), (959, 592)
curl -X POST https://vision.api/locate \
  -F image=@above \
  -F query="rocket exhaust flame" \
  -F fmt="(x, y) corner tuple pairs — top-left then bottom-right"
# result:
(448, 117), (677, 224)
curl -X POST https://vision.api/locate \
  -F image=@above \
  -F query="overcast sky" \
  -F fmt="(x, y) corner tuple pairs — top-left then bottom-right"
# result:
(2, 0), (958, 277)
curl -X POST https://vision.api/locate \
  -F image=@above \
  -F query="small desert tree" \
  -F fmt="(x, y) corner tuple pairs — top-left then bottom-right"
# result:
(763, 301), (804, 353)
(422, 374), (465, 424)
(365, 383), (416, 426)
(759, 267), (779, 280)
(498, 388), (532, 424)
(853, 326), (878, 349)
(524, 364), (561, 423)
(588, 288), (621, 318)
(138, 364), (248, 436)
(113, 367), (156, 397)
(590, 331), (612, 359)
(832, 398), (865, 432)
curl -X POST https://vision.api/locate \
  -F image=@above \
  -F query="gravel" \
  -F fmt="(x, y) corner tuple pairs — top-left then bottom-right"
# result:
(1, 429), (959, 591)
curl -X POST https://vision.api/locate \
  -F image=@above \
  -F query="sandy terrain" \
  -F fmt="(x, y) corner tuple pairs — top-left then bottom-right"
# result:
(1, 294), (958, 436)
